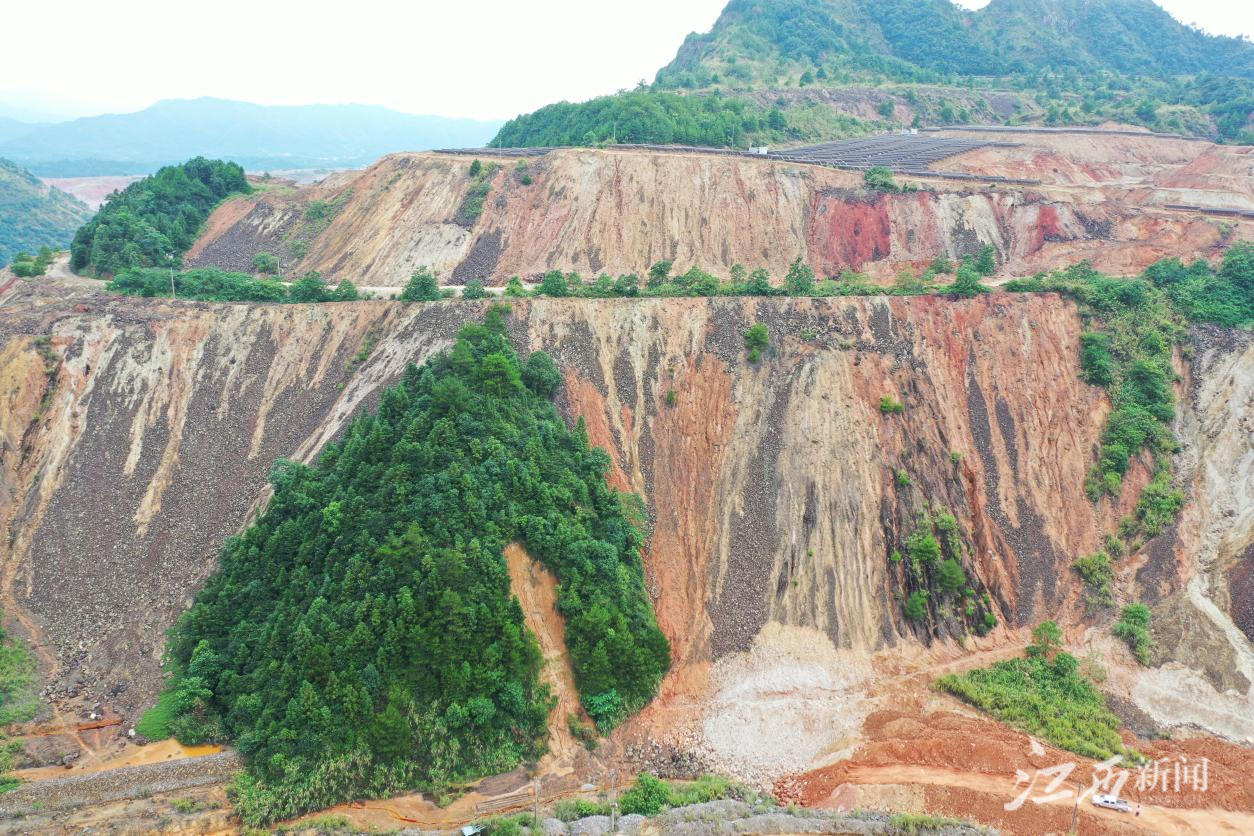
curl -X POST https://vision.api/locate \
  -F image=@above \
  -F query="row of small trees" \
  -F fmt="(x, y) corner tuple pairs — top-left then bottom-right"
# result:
(395, 250), (998, 303)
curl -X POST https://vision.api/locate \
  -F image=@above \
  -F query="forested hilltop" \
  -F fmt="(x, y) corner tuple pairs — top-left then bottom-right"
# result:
(152, 307), (670, 824)
(492, 0), (1254, 148)
(71, 157), (249, 276)
(0, 158), (92, 266)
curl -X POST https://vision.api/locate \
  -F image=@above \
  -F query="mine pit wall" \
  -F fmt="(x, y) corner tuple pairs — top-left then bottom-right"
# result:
(1129, 326), (1254, 742)
(1, 289), (1251, 758)
(186, 149), (1239, 288)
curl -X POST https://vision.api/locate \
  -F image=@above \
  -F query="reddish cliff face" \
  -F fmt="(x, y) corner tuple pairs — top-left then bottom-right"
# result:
(0, 278), (1250, 803)
(186, 144), (1249, 287)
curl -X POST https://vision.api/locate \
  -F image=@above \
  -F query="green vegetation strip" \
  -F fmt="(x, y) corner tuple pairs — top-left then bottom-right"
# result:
(0, 612), (38, 792)
(108, 267), (360, 303)
(154, 307), (669, 825)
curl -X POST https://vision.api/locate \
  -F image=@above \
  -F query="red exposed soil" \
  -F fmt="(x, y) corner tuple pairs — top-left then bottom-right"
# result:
(776, 706), (1254, 834)
(807, 193), (893, 272)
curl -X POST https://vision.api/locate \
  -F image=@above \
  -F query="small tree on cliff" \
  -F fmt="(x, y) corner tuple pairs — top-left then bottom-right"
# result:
(784, 258), (815, 296)
(252, 252), (279, 275)
(974, 244), (998, 276)
(864, 166), (899, 193)
(945, 264), (990, 298)
(538, 270), (570, 297)
(400, 268), (441, 301)
(647, 260), (672, 288)
(904, 590), (929, 621)
(744, 323), (769, 363)
(745, 268), (774, 296)
(1027, 620), (1063, 661)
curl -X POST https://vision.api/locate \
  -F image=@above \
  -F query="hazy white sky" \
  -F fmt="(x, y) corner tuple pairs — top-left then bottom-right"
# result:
(2, 0), (1250, 121)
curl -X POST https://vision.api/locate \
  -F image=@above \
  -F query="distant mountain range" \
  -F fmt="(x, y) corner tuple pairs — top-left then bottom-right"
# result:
(0, 158), (92, 265)
(493, 0), (1254, 148)
(0, 98), (504, 177)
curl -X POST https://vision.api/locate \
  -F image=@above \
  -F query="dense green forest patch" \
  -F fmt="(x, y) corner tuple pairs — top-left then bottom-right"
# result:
(70, 157), (249, 276)
(490, 91), (790, 149)
(155, 307), (669, 824)
(0, 158), (92, 267)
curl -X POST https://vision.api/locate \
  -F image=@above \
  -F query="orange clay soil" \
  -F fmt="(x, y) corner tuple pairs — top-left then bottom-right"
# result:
(776, 706), (1254, 835)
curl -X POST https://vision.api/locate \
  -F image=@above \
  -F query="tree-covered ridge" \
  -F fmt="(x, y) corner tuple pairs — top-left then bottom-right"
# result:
(490, 91), (788, 149)
(0, 158), (92, 267)
(70, 157), (249, 276)
(494, 0), (1253, 148)
(157, 308), (669, 825)
(658, 0), (1254, 87)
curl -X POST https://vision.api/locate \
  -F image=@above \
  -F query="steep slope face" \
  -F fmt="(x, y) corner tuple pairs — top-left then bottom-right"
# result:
(0, 158), (92, 265)
(186, 146), (1247, 287)
(4, 280), (1250, 786)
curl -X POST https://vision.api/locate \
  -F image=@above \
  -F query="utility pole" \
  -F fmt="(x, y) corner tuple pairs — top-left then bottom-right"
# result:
(533, 778), (540, 828)
(609, 769), (618, 833)
(168, 253), (176, 300)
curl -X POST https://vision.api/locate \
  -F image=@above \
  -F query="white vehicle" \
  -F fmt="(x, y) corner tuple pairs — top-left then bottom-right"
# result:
(1092, 793), (1133, 813)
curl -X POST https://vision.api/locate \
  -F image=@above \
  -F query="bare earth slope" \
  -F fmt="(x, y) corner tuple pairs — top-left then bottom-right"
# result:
(2, 274), (1250, 772)
(184, 138), (1252, 287)
(1, 286), (1088, 718)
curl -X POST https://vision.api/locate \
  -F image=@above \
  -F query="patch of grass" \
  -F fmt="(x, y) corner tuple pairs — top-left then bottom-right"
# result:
(879, 396), (904, 414)
(888, 812), (980, 834)
(274, 814), (353, 834)
(0, 616), (37, 793)
(936, 622), (1140, 763)
(171, 797), (210, 814)
(0, 621), (37, 727)
(554, 798), (610, 821)
(477, 812), (533, 835)
(457, 163), (500, 226)
(619, 772), (738, 817)
(567, 713), (599, 750)
(1073, 551), (1114, 607)
(136, 688), (178, 741)
(1114, 603), (1154, 665)
(302, 190), (353, 237)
